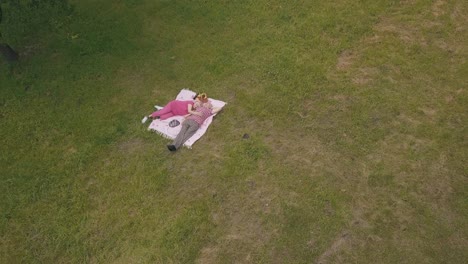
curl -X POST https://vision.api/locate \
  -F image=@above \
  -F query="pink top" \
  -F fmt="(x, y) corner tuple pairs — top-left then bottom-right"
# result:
(171, 100), (194, 115)
(187, 106), (213, 125)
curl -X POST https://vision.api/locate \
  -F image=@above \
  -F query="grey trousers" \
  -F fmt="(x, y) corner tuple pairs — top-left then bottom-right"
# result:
(172, 119), (200, 149)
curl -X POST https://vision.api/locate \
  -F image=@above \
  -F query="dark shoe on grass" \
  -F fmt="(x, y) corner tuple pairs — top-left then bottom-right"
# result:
(167, 145), (176, 151)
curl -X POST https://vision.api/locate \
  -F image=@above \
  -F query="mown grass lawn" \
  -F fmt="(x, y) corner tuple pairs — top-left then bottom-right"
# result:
(1, 0), (467, 263)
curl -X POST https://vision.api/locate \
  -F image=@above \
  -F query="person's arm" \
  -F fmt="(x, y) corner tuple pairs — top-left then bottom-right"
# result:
(188, 109), (203, 117)
(185, 103), (202, 117)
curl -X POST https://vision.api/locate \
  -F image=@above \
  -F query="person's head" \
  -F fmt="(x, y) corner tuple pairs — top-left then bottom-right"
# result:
(196, 93), (209, 103)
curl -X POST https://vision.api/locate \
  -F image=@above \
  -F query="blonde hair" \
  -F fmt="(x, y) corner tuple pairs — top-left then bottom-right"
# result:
(196, 93), (209, 103)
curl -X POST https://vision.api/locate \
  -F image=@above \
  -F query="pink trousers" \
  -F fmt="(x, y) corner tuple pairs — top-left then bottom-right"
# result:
(150, 100), (192, 120)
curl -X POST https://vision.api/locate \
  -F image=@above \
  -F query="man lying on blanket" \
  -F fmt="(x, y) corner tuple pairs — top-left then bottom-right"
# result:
(167, 93), (222, 151)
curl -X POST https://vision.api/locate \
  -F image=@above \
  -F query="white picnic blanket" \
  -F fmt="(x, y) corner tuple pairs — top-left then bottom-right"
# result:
(148, 89), (226, 148)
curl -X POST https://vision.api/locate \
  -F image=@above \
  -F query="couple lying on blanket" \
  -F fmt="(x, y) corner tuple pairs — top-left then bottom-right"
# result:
(144, 93), (222, 151)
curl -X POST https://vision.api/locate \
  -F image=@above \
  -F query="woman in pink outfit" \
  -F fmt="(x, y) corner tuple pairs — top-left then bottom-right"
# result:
(149, 100), (194, 120)
(143, 93), (204, 121)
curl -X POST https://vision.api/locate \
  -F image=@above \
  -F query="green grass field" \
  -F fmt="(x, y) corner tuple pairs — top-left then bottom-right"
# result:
(1, 0), (467, 263)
